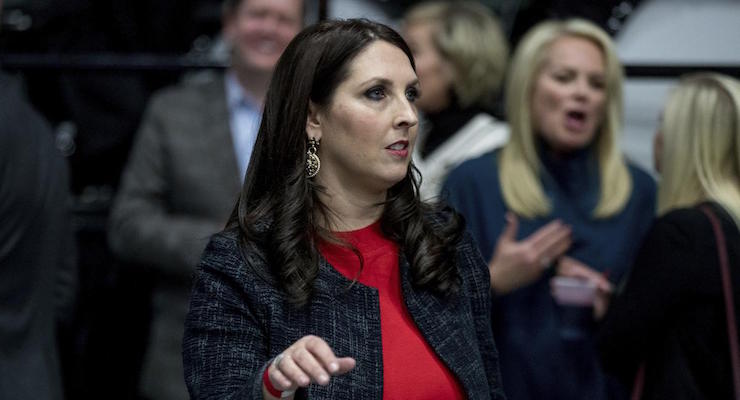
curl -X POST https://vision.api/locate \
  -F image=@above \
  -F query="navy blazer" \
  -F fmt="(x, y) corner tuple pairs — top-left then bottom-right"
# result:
(183, 223), (506, 399)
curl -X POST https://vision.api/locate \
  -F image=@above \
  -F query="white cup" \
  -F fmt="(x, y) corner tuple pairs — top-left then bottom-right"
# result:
(550, 276), (597, 306)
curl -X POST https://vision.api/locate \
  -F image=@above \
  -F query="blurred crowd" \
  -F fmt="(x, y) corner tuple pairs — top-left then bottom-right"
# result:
(1, 0), (739, 399)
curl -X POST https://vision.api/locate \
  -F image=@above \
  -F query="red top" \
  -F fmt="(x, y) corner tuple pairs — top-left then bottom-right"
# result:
(319, 221), (465, 400)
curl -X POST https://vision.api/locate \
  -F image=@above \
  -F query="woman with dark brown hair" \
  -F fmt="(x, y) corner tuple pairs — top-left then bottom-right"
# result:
(182, 19), (505, 400)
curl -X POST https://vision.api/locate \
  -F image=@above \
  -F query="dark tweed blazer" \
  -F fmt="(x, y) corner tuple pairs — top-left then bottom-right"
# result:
(183, 220), (506, 400)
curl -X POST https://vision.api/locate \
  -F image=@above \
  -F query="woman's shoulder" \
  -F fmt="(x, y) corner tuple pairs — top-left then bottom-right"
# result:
(653, 203), (735, 237)
(422, 208), (479, 253)
(455, 113), (509, 145)
(626, 161), (657, 194)
(440, 151), (506, 219)
(199, 227), (272, 281)
(658, 206), (706, 224)
(452, 224), (490, 293)
(644, 206), (714, 248)
(622, 162), (657, 213)
(636, 204), (737, 288)
(444, 150), (500, 187)
(201, 229), (241, 262)
(423, 205), (460, 230)
(453, 149), (499, 173)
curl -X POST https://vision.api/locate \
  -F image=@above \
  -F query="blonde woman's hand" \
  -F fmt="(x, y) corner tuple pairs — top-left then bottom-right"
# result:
(489, 213), (572, 294)
(555, 256), (614, 319)
(265, 335), (356, 399)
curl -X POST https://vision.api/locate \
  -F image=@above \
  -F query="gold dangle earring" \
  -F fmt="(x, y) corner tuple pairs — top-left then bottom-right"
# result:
(306, 138), (320, 178)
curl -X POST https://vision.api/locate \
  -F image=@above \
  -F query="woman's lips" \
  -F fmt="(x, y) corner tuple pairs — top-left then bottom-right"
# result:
(386, 140), (409, 158)
(564, 110), (588, 132)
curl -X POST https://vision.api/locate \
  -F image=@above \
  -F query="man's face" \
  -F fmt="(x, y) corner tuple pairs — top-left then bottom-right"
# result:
(223, 0), (303, 74)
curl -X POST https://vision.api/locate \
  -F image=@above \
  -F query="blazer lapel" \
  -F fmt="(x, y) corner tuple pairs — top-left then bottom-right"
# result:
(399, 256), (484, 398)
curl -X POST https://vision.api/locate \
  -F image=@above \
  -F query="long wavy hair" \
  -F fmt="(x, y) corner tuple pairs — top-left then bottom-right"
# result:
(228, 19), (464, 307)
(499, 18), (632, 218)
(658, 73), (740, 227)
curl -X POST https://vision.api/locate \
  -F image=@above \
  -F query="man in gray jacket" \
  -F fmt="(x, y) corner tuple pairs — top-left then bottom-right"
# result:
(107, 0), (303, 398)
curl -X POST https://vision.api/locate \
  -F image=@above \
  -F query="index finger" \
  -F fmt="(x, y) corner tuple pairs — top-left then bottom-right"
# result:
(303, 336), (341, 374)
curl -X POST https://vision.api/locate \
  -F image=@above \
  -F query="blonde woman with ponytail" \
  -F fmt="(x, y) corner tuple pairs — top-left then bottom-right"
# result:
(443, 18), (657, 399)
(600, 73), (740, 399)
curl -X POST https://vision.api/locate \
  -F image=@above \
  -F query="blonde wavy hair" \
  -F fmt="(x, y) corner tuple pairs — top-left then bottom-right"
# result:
(499, 18), (631, 218)
(658, 73), (740, 227)
(403, 1), (509, 109)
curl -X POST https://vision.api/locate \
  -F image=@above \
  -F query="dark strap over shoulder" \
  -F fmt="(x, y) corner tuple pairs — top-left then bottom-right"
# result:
(632, 205), (739, 400)
(700, 204), (740, 400)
